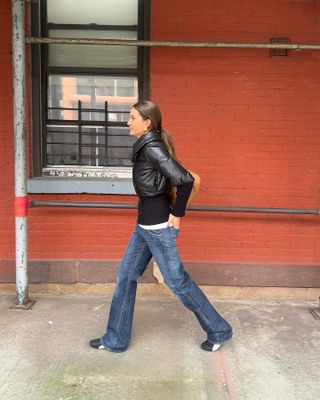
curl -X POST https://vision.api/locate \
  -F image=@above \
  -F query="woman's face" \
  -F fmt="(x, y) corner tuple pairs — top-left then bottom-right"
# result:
(127, 107), (151, 138)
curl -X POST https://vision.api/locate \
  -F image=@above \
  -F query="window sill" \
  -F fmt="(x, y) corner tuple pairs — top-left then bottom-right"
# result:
(27, 176), (135, 194)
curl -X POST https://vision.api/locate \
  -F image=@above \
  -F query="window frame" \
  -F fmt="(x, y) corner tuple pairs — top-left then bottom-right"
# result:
(30, 0), (150, 178)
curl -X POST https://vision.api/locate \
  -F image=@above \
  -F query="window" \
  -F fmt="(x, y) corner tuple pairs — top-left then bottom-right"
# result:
(31, 0), (150, 178)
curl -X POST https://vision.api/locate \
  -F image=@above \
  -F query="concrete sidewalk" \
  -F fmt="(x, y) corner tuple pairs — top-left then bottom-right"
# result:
(0, 292), (319, 400)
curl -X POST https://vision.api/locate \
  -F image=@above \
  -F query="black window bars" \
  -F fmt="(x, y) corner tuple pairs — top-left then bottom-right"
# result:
(46, 101), (134, 168)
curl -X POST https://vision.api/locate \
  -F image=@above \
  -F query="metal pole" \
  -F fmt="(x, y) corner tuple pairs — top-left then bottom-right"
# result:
(11, 0), (34, 309)
(25, 37), (320, 51)
(29, 201), (320, 216)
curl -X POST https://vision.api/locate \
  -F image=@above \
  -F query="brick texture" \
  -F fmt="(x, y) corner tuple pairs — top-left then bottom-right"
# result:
(0, 0), (14, 261)
(1, 0), (320, 284)
(150, 0), (320, 267)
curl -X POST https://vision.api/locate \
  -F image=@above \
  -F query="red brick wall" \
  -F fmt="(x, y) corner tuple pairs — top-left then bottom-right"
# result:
(0, 0), (14, 264)
(150, 0), (320, 265)
(1, 0), (320, 285)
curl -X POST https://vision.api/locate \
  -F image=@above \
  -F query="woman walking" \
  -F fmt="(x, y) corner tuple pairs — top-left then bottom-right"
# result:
(89, 100), (232, 352)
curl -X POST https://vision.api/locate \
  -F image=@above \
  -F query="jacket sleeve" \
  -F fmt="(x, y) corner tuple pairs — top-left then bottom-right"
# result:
(171, 180), (194, 217)
(144, 145), (194, 187)
(145, 144), (195, 217)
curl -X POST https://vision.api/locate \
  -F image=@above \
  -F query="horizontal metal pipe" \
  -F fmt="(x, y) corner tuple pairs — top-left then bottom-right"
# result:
(25, 37), (320, 50)
(29, 201), (320, 215)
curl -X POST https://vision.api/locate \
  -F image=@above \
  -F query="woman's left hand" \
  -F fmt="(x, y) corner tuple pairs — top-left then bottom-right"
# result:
(168, 214), (180, 230)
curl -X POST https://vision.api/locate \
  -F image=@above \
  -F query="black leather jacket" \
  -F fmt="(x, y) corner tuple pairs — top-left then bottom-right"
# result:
(131, 131), (194, 197)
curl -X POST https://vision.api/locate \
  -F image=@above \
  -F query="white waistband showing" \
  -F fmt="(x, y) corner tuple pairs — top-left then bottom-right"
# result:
(139, 222), (168, 230)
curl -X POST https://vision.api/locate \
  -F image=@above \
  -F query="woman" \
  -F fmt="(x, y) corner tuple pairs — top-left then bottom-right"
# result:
(89, 101), (232, 352)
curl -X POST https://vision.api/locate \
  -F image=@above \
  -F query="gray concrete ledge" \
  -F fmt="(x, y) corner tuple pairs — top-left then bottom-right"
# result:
(27, 177), (136, 194)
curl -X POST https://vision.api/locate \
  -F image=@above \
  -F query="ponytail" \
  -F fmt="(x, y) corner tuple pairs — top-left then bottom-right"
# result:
(160, 128), (177, 160)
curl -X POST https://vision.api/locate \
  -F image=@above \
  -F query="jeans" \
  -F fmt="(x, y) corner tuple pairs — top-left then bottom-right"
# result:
(101, 224), (232, 352)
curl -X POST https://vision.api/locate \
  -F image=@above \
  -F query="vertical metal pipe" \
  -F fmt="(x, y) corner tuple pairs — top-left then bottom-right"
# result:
(12, 0), (32, 307)
(78, 100), (82, 165)
(105, 101), (108, 166)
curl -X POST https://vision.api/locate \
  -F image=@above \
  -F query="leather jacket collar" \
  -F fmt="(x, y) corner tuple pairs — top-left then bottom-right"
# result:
(131, 131), (162, 162)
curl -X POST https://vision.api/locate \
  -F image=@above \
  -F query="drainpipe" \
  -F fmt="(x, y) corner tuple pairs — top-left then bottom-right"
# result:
(11, 0), (34, 309)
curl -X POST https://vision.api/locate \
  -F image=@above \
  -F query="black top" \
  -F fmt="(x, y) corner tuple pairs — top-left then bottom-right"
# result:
(137, 181), (193, 225)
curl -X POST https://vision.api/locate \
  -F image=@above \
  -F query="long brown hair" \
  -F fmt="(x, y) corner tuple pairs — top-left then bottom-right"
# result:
(132, 100), (177, 160)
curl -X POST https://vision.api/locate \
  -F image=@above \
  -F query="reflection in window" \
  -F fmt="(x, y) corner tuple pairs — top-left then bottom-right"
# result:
(46, 75), (138, 167)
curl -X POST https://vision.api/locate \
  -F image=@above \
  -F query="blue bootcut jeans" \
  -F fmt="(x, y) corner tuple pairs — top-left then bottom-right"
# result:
(101, 224), (232, 352)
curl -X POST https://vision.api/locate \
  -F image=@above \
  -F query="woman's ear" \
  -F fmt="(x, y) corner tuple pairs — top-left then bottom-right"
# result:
(146, 119), (152, 129)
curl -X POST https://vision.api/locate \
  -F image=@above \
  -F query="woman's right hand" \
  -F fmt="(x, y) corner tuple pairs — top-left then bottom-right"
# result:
(168, 214), (180, 230)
